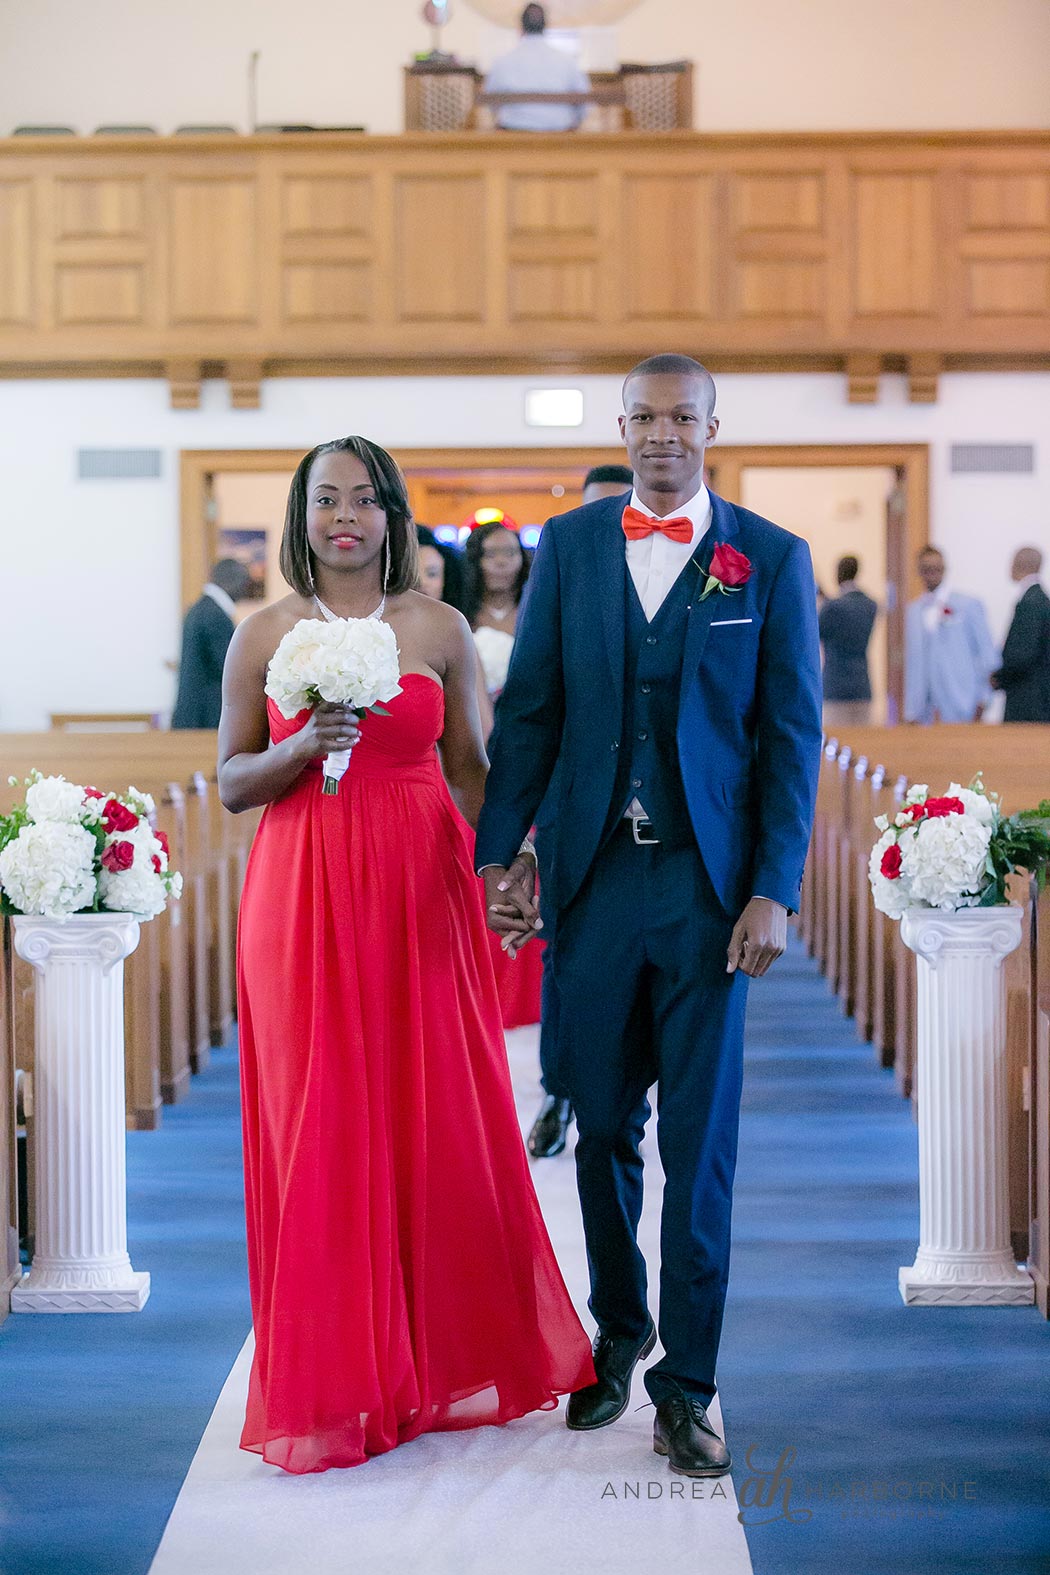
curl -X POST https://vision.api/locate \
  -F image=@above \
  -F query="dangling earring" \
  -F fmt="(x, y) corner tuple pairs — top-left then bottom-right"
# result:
(306, 552), (315, 594)
(383, 536), (391, 597)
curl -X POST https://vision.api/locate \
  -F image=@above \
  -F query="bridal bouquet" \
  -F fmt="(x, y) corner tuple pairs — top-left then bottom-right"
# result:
(473, 625), (514, 696)
(0, 774), (183, 922)
(265, 616), (402, 794)
(869, 777), (1050, 921)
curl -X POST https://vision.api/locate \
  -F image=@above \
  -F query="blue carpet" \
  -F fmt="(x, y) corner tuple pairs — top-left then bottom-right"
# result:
(0, 1039), (251, 1575)
(721, 943), (1050, 1575)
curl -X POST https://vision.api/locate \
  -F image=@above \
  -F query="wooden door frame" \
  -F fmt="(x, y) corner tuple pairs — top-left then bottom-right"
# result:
(180, 441), (929, 612)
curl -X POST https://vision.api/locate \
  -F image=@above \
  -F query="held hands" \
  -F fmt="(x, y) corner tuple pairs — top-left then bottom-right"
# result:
(296, 702), (362, 760)
(727, 896), (788, 978)
(483, 856), (541, 959)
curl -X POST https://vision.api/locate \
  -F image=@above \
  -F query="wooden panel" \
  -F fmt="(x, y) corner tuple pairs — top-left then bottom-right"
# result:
(394, 173), (486, 322)
(737, 259), (824, 317)
(621, 172), (714, 319)
(734, 172), (824, 233)
(55, 177), (145, 239)
(966, 258), (1050, 315)
(281, 174), (372, 237)
(0, 180), (33, 326)
(169, 177), (257, 323)
(508, 173), (599, 236)
(508, 260), (597, 321)
(852, 172), (936, 316)
(55, 262), (144, 324)
(965, 172), (1050, 230)
(282, 260), (370, 322)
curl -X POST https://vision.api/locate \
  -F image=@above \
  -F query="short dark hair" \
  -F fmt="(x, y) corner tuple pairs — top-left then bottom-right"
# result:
(209, 558), (251, 597)
(584, 464), (634, 490)
(918, 544), (944, 562)
(280, 437), (418, 599)
(522, 3), (545, 33)
(462, 521), (530, 628)
(623, 353), (717, 417)
(837, 555), (859, 584)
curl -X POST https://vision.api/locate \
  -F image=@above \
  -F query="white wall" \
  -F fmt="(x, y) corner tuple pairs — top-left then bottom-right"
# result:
(1, 370), (1047, 730)
(1, 0), (1048, 134)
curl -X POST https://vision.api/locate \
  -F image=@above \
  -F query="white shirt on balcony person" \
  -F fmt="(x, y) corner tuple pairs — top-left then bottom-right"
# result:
(484, 3), (588, 133)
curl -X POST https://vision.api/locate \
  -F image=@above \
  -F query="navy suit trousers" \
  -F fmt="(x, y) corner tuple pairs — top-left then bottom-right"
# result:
(549, 823), (749, 1407)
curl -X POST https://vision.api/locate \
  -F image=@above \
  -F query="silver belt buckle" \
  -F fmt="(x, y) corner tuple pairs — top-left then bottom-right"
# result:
(631, 817), (660, 846)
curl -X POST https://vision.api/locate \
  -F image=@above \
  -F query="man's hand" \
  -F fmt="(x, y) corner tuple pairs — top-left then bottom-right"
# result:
(727, 897), (788, 978)
(483, 857), (541, 957)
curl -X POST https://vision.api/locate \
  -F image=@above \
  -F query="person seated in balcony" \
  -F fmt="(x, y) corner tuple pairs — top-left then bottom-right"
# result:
(484, 4), (589, 132)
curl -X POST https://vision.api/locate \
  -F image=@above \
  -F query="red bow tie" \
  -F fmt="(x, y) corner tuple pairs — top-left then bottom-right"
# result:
(622, 505), (694, 545)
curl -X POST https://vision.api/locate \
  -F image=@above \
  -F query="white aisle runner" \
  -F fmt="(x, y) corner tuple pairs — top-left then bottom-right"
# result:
(149, 1026), (753, 1575)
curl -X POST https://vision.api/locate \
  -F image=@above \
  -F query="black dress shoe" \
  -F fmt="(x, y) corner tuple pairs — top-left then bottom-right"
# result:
(653, 1392), (732, 1477)
(528, 1096), (573, 1158)
(565, 1318), (657, 1430)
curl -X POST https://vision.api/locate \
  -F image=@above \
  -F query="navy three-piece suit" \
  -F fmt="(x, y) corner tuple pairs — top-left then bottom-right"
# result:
(475, 489), (823, 1406)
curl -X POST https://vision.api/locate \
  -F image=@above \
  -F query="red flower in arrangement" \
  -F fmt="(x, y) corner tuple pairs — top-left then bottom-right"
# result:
(904, 803), (927, 820)
(923, 796), (965, 819)
(83, 786), (105, 801)
(154, 829), (170, 860)
(101, 840), (135, 874)
(880, 843), (903, 880)
(102, 797), (139, 834)
(152, 854), (162, 874)
(709, 542), (753, 589)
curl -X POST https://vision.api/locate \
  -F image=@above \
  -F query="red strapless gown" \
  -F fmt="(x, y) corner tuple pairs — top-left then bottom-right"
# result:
(236, 675), (594, 1474)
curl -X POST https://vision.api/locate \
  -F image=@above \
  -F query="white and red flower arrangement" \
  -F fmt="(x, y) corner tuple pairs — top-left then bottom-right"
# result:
(700, 542), (752, 601)
(0, 773), (182, 922)
(869, 777), (1050, 920)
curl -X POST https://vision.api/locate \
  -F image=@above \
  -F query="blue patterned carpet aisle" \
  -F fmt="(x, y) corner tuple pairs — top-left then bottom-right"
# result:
(0, 1041), (251, 1575)
(720, 942), (1050, 1575)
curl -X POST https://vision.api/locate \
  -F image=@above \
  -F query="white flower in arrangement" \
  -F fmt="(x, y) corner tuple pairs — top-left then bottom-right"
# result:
(900, 814), (991, 911)
(126, 785), (156, 819)
(873, 814), (890, 832)
(904, 783), (929, 806)
(946, 781), (996, 826)
(868, 828), (912, 921)
(99, 859), (168, 920)
(473, 626), (515, 695)
(25, 775), (88, 825)
(0, 821), (97, 919)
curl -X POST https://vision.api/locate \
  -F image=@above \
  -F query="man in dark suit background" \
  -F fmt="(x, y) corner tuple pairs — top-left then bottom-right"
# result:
(477, 355), (822, 1477)
(172, 558), (251, 729)
(818, 553), (879, 729)
(992, 546), (1050, 722)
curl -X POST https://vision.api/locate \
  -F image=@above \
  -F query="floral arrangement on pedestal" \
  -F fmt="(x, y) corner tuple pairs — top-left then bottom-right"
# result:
(0, 773), (182, 922)
(869, 777), (1050, 919)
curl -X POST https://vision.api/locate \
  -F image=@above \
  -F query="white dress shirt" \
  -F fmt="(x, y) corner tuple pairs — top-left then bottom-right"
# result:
(625, 483), (712, 622)
(202, 582), (236, 621)
(483, 36), (589, 132)
(623, 484), (711, 817)
(1014, 572), (1044, 601)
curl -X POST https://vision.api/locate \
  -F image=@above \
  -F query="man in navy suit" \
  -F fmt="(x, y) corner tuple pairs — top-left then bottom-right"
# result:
(476, 355), (822, 1477)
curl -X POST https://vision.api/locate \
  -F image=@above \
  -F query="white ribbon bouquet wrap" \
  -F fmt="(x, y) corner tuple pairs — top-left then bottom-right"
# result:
(265, 617), (403, 795)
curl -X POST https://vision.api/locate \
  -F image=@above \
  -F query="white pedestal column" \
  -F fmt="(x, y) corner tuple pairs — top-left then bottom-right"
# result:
(11, 913), (150, 1313)
(898, 905), (1033, 1306)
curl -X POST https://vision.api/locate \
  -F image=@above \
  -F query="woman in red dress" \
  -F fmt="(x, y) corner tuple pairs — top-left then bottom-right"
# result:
(218, 438), (593, 1475)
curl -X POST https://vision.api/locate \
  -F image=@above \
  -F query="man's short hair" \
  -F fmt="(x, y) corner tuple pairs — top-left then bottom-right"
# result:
(623, 353), (717, 417)
(918, 544), (944, 562)
(521, 3), (545, 32)
(837, 555), (859, 584)
(584, 464), (634, 490)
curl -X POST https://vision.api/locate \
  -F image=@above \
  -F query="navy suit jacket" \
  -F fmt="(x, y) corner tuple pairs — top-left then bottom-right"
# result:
(475, 490), (824, 917)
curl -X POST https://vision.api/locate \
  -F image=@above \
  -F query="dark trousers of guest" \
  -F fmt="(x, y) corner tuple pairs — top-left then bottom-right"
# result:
(549, 823), (749, 1407)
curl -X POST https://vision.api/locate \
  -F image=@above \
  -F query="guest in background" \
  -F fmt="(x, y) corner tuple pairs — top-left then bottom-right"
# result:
(904, 546), (998, 724)
(818, 554), (878, 730)
(992, 546), (1050, 721)
(484, 4), (589, 133)
(582, 463), (634, 506)
(416, 524), (465, 613)
(464, 520), (541, 1032)
(172, 558), (251, 729)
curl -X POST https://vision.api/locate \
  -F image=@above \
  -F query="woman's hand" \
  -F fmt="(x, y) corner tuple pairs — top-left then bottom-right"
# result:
(294, 702), (362, 760)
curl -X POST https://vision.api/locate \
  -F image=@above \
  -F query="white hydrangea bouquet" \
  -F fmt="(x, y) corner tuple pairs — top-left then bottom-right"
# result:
(0, 773), (183, 923)
(869, 776), (1050, 921)
(265, 616), (402, 795)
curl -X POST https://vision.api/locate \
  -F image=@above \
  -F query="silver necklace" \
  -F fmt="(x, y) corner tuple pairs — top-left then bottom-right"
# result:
(482, 601), (513, 621)
(314, 593), (386, 623)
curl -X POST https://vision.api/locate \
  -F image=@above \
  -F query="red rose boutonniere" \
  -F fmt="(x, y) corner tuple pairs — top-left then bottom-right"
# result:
(700, 542), (753, 601)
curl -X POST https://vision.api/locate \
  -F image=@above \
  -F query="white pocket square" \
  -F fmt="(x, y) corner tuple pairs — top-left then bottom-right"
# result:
(710, 618), (753, 627)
